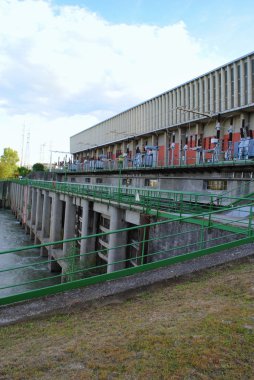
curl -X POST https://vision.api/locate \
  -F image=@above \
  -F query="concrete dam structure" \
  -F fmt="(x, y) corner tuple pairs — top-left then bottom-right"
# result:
(1, 172), (254, 309)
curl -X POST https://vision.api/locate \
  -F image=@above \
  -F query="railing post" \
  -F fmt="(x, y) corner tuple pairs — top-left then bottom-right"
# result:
(248, 204), (253, 236)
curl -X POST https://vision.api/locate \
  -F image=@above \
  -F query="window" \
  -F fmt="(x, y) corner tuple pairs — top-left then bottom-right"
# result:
(122, 178), (132, 186)
(85, 178), (90, 183)
(144, 179), (158, 187)
(96, 178), (103, 184)
(207, 180), (227, 191)
(116, 150), (122, 158)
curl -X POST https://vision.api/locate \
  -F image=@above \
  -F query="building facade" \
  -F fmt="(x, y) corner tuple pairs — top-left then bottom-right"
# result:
(70, 52), (254, 168)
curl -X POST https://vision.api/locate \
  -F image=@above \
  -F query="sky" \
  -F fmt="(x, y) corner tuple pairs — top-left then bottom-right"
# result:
(0, 0), (254, 166)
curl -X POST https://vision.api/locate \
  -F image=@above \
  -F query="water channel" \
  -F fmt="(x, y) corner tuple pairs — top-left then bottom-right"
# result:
(0, 209), (60, 298)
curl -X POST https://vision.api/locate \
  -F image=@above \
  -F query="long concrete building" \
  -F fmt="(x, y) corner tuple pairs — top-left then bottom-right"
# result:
(70, 51), (254, 169)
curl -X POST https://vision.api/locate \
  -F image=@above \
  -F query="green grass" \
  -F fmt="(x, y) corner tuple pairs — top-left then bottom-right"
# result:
(0, 259), (254, 380)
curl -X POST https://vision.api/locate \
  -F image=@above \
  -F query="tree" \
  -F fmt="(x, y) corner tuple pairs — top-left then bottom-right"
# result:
(32, 163), (45, 172)
(17, 166), (31, 177)
(0, 148), (19, 179)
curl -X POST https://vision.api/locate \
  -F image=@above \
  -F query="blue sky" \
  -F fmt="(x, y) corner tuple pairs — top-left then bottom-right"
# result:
(0, 0), (253, 165)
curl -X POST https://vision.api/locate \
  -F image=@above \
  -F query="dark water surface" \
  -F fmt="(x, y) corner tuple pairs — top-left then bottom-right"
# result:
(0, 209), (59, 297)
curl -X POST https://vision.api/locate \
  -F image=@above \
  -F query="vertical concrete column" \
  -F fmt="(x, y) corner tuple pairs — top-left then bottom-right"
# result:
(195, 81), (199, 114)
(108, 207), (127, 273)
(221, 68), (225, 111)
(22, 185), (28, 226)
(140, 104), (143, 132)
(176, 88), (180, 123)
(247, 57), (252, 104)
(31, 188), (37, 226)
(150, 100), (153, 130)
(165, 93), (169, 127)
(80, 199), (98, 268)
(24, 186), (31, 233)
(199, 78), (203, 114)
(240, 60), (245, 106)
(158, 97), (161, 129)
(30, 187), (37, 238)
(63, 196), (76, 256)
(169, 93), (173, 125)
(49, 193), (63, 243)
(15, 184), (20, 216)
(152, 99), (155, 129)
(11, 183), (16, 213)
(34, 189), (43, 243)
(209, 73), (214, 113)
(189, 83), (193, 115)
(16, 184), (22, 216)
(228, 65), (232, 108)
(41, 191), (51, 239)
(161, 95), (165, 128)
(40, 191), (51, 257)
(80, 199), (90, 264)
(215, 71), (219, 112)
(172, 91), (176, 125)
(180, 87), (184, 122)
(234, 63), (238, 107)
(204, 76), (208, 113)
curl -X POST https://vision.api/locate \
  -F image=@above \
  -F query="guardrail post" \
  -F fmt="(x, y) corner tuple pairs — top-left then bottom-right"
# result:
(248, 204), (253, 236)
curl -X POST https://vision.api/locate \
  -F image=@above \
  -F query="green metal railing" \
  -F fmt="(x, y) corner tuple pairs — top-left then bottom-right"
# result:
(11, 179), (254, 215)
(1, 202), (254, 306)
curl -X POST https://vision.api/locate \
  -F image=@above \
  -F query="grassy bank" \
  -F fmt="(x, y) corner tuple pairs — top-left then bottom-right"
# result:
(0, 259), (254, 380)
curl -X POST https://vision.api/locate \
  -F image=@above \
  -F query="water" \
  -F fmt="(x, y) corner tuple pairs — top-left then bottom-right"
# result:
(0, 209), (60, 298)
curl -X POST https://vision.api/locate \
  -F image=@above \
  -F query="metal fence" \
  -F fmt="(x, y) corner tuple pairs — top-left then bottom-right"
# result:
(1, 202), (254, 306)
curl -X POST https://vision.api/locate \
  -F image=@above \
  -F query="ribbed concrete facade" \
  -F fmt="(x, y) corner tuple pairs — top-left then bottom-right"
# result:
(70, 52), (254, 166)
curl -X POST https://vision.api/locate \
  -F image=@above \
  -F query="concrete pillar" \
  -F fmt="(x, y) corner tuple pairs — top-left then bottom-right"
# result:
(80, 199), (97, 269)
(247, 57), (252, 103)
(221, 68), (225, 111)
(48, 193), (63, 272)
(215, 71), (219, 112)
(194, 81), (199, 115)
(41, 191), (51, 239)
(204, 76), (208, 113)
(165, 93), (169, 126)
(161, 94), (165, 128)
(172, 91), (176, 124)
(40, 191), (51, 257)
(158, 97), (161, 129)
(189, 83), (193, 115)
(30, 188), (37, 238)
(63, 196), (76, 256)
(34, 189), (43, 243)
(169, 93), (173, 126)
(108, 207), (127, 273)
(228, 65), (232, 108)
(234, 63), (238, 108)
(198, 79), (202, 113)
(49, 193), (63, 243)
(240, 60), (245, 106)
(209, 74), (214, 113)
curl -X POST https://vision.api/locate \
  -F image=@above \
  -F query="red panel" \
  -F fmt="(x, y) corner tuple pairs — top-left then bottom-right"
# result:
(158, 145), (165, 166)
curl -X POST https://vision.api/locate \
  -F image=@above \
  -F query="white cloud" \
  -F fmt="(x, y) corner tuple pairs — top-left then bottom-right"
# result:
(0, 0), (225, 164)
